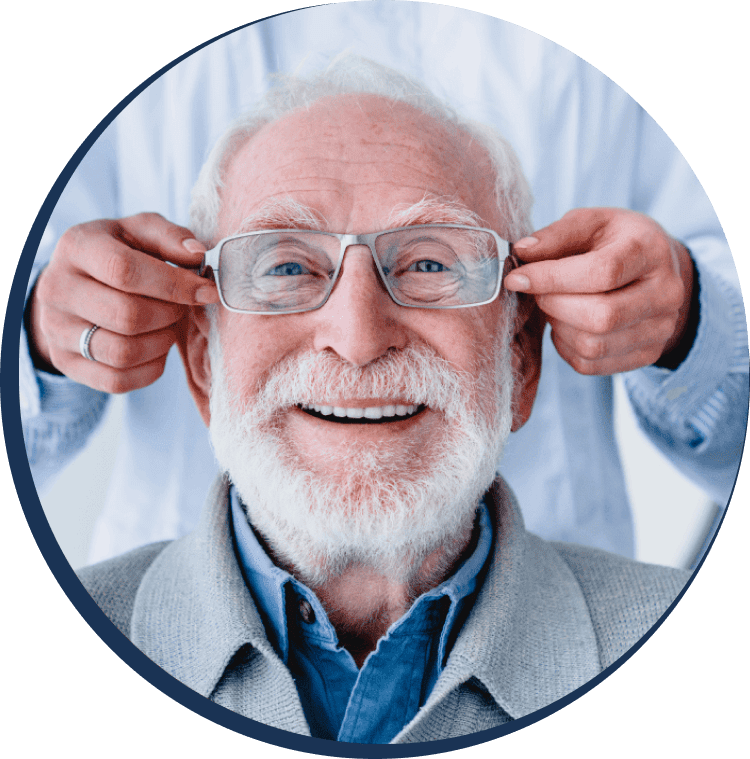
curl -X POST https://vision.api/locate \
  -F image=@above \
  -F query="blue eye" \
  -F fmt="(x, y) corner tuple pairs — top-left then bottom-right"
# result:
(266, 262), (309, 276)
(409, 260), (446, 273)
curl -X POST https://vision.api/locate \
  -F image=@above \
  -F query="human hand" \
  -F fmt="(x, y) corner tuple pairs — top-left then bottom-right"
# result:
(29, 213), (220, 393)
(503, 208), (695, 375)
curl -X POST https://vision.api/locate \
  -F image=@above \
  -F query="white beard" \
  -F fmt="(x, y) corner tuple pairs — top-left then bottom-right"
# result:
(208, 330), (514, 587)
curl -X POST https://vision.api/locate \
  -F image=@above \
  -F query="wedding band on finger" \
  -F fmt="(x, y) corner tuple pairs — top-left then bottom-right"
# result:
(79, 324), (100, 361)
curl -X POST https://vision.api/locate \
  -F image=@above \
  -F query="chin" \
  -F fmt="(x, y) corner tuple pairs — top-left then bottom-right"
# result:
(221, 426), (501, 586)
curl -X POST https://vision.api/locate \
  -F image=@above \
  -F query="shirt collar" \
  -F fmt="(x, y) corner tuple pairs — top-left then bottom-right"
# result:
(230, 486), (493, 668)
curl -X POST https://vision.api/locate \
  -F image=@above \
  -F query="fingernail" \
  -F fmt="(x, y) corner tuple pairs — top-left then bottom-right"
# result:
(196, 284), (218, 304)
(183, 238), (206, 254)
(504, 273), (531, 292)
(514, 236), (539, 249)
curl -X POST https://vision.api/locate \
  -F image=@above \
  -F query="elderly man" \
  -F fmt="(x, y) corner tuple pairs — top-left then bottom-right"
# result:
(79, 59), (689, 744)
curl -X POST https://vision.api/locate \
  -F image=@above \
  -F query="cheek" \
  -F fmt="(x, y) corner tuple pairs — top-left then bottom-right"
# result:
(413, 307), (504, 375)
(218, 313), (307, 393)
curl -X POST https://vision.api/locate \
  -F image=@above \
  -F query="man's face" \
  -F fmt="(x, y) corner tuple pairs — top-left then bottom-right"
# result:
(187, 94), (534, 583)
(213, 94), (510, 473)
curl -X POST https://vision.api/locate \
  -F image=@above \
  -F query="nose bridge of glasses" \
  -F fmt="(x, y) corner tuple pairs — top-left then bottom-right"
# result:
(325, 232), (396, 307)
(336, 232), (386, 281)
(339, 233), (377, 259)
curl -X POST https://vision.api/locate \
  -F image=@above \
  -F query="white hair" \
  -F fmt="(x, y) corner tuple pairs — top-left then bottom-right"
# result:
(189, 52), (533, 244)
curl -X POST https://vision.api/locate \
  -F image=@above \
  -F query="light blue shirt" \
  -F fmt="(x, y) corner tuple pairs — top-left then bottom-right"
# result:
(20, 3), (748, 564)
(230, 487), (493, 743)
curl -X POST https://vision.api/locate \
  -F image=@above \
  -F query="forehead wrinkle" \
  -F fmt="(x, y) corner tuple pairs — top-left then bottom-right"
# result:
(256, 135), (437, 170)
(256, 159), (453, 189)
(255, 126), (465, 181)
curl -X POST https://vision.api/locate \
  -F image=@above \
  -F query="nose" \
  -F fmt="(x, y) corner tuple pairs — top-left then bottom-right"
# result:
(311, 245), (408, 366)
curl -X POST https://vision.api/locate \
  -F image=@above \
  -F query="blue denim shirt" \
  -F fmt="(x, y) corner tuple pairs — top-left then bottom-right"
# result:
(230, 488), (493, 743)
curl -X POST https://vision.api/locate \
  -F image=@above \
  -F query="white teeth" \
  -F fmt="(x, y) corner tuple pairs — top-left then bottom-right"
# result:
(301, 403), (420, 419)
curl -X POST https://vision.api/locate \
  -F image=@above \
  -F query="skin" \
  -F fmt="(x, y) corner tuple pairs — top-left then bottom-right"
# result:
(505, 208), (694, 374)
(29, 214), (220, 393)
(179, 94), (544, 663)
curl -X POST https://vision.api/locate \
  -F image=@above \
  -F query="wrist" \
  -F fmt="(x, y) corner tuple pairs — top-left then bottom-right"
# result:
(24, 280), (63, 375)
(655, 245), (699, 370)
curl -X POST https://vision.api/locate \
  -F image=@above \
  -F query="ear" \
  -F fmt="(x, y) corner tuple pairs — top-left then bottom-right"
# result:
(175, 306), (213, 427)
(509, 293), (546, 432)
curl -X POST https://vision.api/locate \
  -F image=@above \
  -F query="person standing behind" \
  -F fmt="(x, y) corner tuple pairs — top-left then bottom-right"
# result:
(21, 4), (748, 564)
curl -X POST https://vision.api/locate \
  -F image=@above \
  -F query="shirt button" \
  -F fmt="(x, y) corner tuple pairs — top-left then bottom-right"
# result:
(299, 599), (316, 624)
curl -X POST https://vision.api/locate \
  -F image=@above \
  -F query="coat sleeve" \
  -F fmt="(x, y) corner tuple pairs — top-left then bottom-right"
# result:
(623, 109), (749, 505)
(20, 122), (120, 490)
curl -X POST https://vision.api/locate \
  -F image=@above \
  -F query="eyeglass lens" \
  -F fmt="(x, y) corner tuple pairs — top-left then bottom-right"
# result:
(218, 227), (502, 313)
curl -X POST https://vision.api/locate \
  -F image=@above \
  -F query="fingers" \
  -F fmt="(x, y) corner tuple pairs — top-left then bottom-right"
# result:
(66, 350), (173, 395)
(29, 213), (221, 393)
(498, 207), (692, 376)
(39, 310), (179, 394)
(505, 244), (648, 295)
(535, 275), (684, 335)
(37, 277), (185, 379)
(69, 321), (178, 369)
(536, 273), (685, 375)
(61, 217), (219, 306)
(505, 208), (673, 296)
(51, 273), (188, 335)
(549, 315), (678, 375)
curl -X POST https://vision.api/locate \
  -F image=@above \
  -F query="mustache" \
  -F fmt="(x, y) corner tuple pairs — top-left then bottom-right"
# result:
(230, 345), (477, 420)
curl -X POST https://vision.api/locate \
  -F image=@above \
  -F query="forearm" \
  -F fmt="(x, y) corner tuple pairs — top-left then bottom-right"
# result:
(624, 259), (748, 503)
(22, 371), (111, 491)
(21, 263), (111, 489)
(654, 242), (697, 369)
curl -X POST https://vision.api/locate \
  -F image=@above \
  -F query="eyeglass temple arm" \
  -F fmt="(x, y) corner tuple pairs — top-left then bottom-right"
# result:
(503, 244), (524, 279)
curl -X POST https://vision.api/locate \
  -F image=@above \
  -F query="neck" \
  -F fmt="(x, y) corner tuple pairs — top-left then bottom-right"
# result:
(265, 522), (477, 668)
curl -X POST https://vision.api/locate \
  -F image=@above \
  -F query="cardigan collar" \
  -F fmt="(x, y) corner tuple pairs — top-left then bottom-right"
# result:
(396, 477), (601, 739)
(130, 474), (601, 732)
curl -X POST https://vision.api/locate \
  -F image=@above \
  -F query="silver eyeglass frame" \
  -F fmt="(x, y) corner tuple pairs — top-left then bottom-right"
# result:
(200, 223), (514, 315)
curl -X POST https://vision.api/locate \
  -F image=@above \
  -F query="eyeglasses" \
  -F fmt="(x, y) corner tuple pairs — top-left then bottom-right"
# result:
(201, 224), (513, 314)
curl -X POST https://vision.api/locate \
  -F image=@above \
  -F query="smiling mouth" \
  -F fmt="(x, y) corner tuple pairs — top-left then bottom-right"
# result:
(297, 403), (426, 424)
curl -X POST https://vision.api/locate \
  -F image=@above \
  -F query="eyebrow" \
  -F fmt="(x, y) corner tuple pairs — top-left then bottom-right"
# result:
(232, 194), (485, 235)
(386, 195), (485, 229)
(234, 198), (328, 234)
